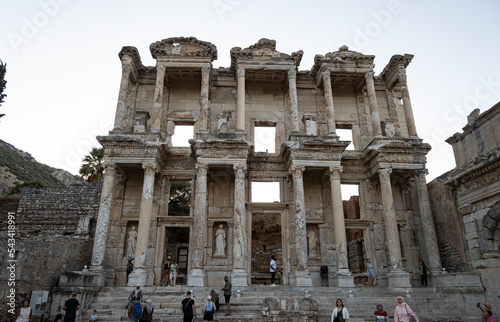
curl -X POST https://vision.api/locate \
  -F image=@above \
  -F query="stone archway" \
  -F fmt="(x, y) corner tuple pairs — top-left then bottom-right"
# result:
(479, 200), (500, 252)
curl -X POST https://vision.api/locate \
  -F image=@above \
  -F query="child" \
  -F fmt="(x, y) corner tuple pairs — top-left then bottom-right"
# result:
(89, 310), (98, 322)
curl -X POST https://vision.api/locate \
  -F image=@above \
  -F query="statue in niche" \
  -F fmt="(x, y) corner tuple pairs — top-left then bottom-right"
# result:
(214, 224), (226, 256)
(126, 226), (137, 258)
(308, 230), (318, 257)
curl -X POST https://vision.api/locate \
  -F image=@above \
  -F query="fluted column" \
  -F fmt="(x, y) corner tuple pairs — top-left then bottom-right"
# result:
(378, 168), (403, 270)
(232, 164), (248, 286)
(91, 161), (116, 268)
(113, 64), (132, 132)
(322, 70), (336, 135)
(414, 170), (442, 270)
(236, 67), (246, 132)
(127, 163), (156, 286)
(329, 166), (349, 270)
(365, 72), (382, 136)
(397, 68), (418, 137)
(199, 66), (211, 132)
(151, 65), (166, 132)
(288, 68), (300, 133)
(290, 165), (313, 286)
(188, 163), (208, 286)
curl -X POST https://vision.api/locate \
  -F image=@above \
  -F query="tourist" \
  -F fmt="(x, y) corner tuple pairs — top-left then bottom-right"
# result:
(374, 304), (389, 321)
(62, 294), (80, 322)
(221, 275), (232, 316)
(170, 259), (179, 286)
(394, 296), (419, 322)
(181, 291), (197, 322)
(270, 255), (277, 286)
(202, 294), (216, 321)
(477, 302), (495, 322)
(126, 258), (134, 284)
(366, 258), (375, 287)
(161, 257), (171, 286)
(53, 314), (63, 322)
(331, 298), (349, 322)
(320, 265), (329, 287)
(129, 285), (143, 302)
(89, 309), (98, 322)
(141, 299), (154, 322)
(210, 289), (220, 313)
(418, 259), (428, 287)
(128, 296), (142, 322)
(15, 299), (32, 322)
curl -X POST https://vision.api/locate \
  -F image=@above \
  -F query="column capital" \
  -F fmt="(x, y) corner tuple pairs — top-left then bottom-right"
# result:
(321, 69), (331, 80)
(287, 68), (297, 80)
(121, 63), (133, 75)
(233, 164), (247, 177)
(328, 165), (343, 180)
(365, 71), (375, 79)
(290, 165), (305, 177)
(378, 167), (392, 181)
(201, 65), (211, 74)
(195, 162), (208, 175)
(103, 161), (117, 176)
(142, 163), (157, 176)
(414, 169), (428, 182)
(237, 67), (245, 78)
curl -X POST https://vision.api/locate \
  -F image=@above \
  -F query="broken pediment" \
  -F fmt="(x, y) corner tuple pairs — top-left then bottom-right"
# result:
(150, 36), (218, 61)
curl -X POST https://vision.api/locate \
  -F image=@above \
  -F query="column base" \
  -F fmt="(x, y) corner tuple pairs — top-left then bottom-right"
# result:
(187, 268), (205, 287)
(231, 268), (248, 286)
(127, 268), (154, 287)
(294, 269), (313, 287)
(387, 270), (412, 289)
(336, 269), (355, 288)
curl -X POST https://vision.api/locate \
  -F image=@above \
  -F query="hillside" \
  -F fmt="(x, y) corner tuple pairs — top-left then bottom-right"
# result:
(0, 139), (81, 195)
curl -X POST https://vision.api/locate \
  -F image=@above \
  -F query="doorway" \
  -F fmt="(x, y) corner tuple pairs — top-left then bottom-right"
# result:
(251, 213), (282, 284)
(164, 227), (190, 284)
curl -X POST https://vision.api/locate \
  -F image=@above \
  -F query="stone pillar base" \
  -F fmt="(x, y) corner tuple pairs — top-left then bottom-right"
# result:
(88, 265), (106, 287)
(336, 269), (355, 288)
(387, 270), (412, 289)
(187, 268), (205, 287)
(295, 269), (313, 287)
(231, 269), (248, 286)
(127, 268), (154, 287)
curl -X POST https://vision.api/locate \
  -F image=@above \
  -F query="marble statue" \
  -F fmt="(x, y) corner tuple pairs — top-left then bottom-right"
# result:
(214, 224), (226, 256)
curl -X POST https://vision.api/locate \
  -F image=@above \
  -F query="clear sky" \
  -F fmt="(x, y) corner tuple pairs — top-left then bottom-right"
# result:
(1, 0), (499, 193)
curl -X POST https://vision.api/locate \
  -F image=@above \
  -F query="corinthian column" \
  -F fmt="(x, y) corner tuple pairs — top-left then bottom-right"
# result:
(188, 163), (208, 286)
(378, 168), (411, 288)
(91, 161), (116, 268)
(199, 66), (211, 132)
(236, 67), (246, 132)
(113, 64), (132, 132)
(151, 65), (166, 132)
(414, 170), (442, 271)
(288, 68), (300, 133)
(322, 70), (336, 135)
(232, 164), (248, 286)
(128, 163), (157, 286)
(365, 72), (382, 137)
(397, 68), (418, 137)
(290, 165), (313, 286)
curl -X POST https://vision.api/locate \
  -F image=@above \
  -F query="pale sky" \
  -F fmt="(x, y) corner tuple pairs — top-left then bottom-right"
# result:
(1, 1), (499, 198)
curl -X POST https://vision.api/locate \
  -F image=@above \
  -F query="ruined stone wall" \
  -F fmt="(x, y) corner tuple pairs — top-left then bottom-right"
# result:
(0, 183), (101, 320)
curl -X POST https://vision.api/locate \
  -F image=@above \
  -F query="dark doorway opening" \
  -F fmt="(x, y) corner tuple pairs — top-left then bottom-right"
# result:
(251, 213), (282, 285)
(164, 227), (190, 284)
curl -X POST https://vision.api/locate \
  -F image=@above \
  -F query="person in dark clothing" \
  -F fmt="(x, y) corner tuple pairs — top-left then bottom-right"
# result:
(418, 259), (428, 287)
(63, 294), (80, 322)
(320, 265), (329, 287)
(181, 291), (197, 322)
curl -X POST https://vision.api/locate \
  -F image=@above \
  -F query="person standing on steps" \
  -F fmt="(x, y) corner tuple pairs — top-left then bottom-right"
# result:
(128, 296), (142, 322)
(15, 299), (32, 322)
(202, 295), (216, 321)
(418, 259), (428, 287)
(477, 302), (494, 322)
(374, 304), (389, 322)
(320, 265), (329, 287)
(170, 259), (178, 286)
(394, 296), (419, 322)
(129, 285), (143, 302)
(161, 257), (171, 286)
(63, 294), (80, 322)
(221, 275), (232, 316)
(181, 291), (197, 322)
(270, 255), (277, 286)
(366, 258), (375, 287)
(331, 298), (349, 322)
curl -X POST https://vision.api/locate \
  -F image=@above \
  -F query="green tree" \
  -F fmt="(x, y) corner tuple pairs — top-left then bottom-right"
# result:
(9, 181), (48, 195)
(79, 147), (104, 182)
(0, 59), (6, 118)
(168, 181), (191, 216)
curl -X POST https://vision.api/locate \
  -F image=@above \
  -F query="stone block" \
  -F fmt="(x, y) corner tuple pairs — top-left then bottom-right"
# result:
(464, 221), (477, 233)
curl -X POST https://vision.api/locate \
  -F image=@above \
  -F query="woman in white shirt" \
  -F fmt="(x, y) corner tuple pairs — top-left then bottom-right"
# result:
(331, 298), (349, 322)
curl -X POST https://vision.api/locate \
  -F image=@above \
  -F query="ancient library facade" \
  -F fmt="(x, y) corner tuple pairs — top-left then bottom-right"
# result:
(91, 37), (441, 289)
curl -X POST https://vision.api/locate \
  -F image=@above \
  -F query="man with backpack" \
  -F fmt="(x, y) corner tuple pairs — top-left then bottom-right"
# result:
(128, 296), (142, 322)
(181, 291), (197, 322)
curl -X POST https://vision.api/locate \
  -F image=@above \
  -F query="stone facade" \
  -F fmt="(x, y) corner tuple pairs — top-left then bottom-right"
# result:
(429, 103), (500, 310)
(89, 37), (442, 289)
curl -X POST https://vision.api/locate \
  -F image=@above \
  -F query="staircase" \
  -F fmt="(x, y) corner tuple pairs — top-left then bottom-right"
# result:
(82, 285), (481, 321)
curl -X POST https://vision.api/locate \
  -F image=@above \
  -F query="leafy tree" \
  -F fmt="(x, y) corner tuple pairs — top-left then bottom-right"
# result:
(79, 147), (104, 182)
(9, 181), (48, 195)
(168, 181), (191, 216)
(0, 59), (6, 118)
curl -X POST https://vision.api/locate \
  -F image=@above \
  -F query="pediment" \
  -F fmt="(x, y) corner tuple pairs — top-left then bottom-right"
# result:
(150, 36), (217, 61)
